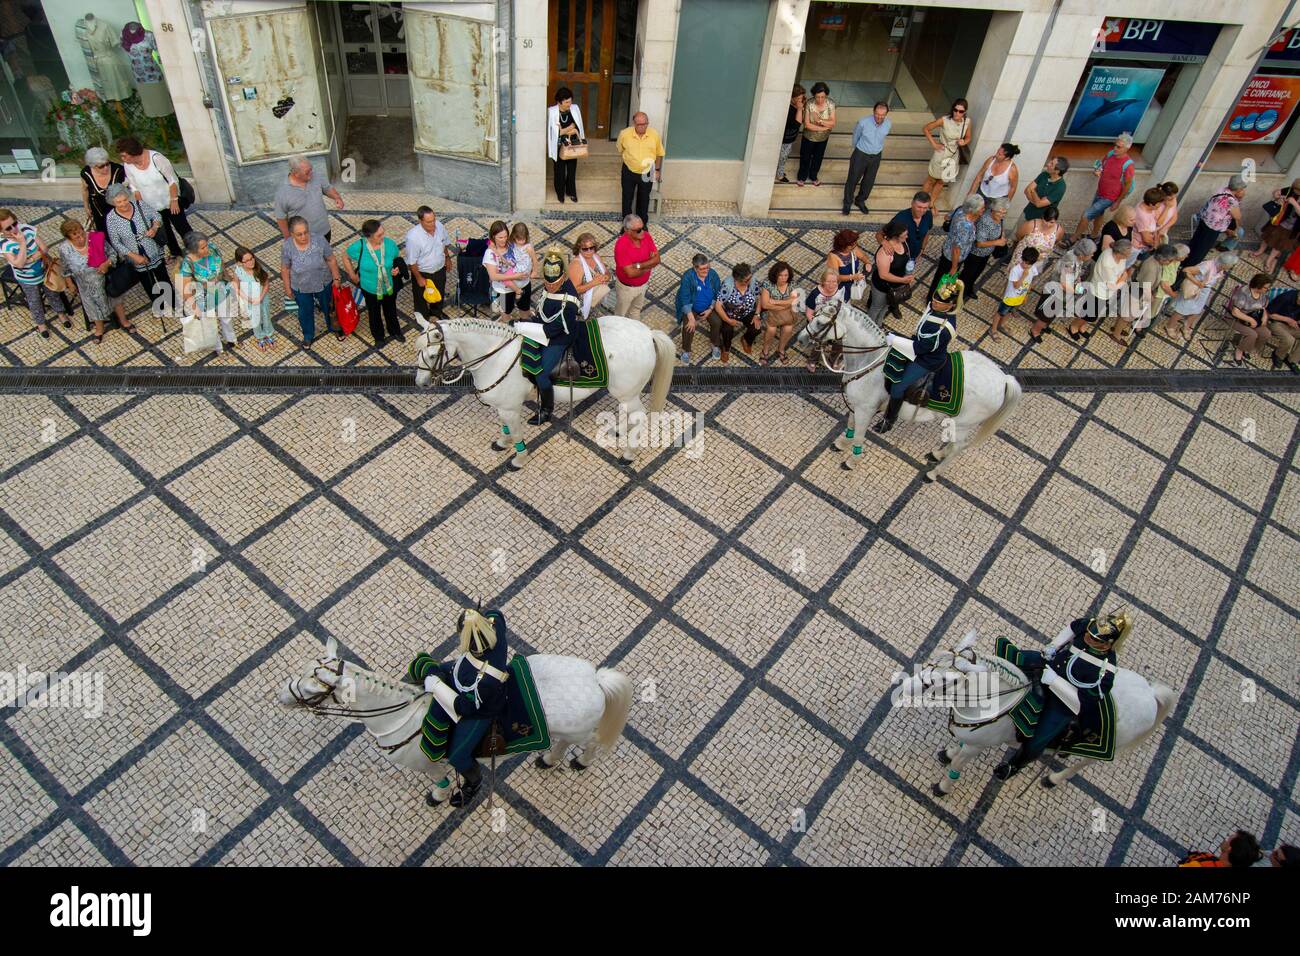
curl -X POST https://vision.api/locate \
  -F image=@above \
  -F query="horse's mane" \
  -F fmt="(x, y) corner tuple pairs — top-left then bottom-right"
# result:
(343, 661), (421, 700)
(443, 317), (518, 339)
(823, 298), (885, 342)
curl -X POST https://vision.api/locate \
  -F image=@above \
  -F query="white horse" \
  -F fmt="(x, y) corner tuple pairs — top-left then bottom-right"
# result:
(413, 314), (676, 469)
(278, 636), (634, 806)
(794, 296), (1022, 481)
(896, 628), (1178, 796)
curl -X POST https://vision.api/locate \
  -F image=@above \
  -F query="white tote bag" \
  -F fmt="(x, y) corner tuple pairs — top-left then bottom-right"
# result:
(181, 311), (220, 353)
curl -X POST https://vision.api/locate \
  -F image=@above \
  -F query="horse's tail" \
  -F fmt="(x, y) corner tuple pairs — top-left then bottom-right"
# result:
(968, 373), (1022, 450)
(1129, 681), (1179, 752)
(593, 667), (634, 753)
(647, 330), (675, 415)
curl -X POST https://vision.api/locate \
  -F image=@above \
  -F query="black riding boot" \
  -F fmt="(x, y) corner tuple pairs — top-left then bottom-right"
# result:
(873, 396), (904, 434)
(530, 387), (554, 425)
(450, 762), (482, 807)
(993, 745), (1030, 781)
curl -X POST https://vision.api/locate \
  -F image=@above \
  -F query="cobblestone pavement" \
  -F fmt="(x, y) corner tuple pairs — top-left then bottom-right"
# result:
(1, 385), (1296, 866)
(2, 192), (1296, 378)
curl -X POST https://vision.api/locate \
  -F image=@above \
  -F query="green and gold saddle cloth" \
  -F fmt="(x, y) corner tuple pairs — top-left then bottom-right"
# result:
(415, 655), (551, 765)
(520, 318), (608, 389)
(995, 637), (1118, 761)
(883, 349), (964, 416)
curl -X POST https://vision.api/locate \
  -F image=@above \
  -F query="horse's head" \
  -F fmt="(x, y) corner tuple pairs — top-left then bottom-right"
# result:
(895, 628), (983, 697)
(795, 294), (844, 354)
(278, 636), (349, 709)
(795, 296), (887, 372)
(413, 314), (449, 387)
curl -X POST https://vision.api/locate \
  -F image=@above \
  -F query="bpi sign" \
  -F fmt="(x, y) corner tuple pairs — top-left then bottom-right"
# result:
(1094, 18), (1164, 51)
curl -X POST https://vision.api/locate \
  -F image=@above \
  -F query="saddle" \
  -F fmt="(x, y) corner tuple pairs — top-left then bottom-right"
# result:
(903, 371), (936, 406)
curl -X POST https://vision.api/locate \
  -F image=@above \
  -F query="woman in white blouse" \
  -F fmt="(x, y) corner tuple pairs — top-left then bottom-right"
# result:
(547, 87), (586, 204)
(116, 135), (189, 259)
(567, 232), (610, 319)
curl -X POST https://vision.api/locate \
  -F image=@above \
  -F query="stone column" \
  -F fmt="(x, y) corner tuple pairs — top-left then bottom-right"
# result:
(144, 0), (233, 203)
(514, 0), (550, 212)
(632, 0), (680, 135)
(737, 0), (809, 218)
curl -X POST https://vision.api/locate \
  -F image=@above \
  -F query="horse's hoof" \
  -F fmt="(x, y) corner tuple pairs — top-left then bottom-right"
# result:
(931, 783), (946, 797)
(425, 790), (446, 807)
(569, 757), (588, 771)
(923, 470), (937, 483)
(1041, 775), (1056, 789)
(937, 748), (952, 766)
(508, 458), (525, 471)
(925, 451), (939, 464)
(841, 459), (854, 471)
(535, 754), (554, 770)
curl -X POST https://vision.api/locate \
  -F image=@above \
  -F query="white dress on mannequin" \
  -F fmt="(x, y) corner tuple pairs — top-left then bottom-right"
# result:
(77, 16), (134, 101)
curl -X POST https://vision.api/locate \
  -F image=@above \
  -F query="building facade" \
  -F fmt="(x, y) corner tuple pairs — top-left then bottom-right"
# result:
(2, 0), (1298, 229)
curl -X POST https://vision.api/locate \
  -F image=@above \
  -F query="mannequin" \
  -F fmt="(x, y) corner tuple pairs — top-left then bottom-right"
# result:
(121, 22), (175, 119)
(75, 14), (134, 102)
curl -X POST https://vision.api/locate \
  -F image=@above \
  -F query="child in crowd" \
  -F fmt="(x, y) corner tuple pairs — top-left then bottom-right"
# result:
(233, 245), (274, 350)
(992, 246), (1040, 340)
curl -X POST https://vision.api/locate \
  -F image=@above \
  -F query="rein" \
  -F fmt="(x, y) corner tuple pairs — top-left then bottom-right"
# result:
(800, 302), (890, 377)
(417, 319), (524, 403)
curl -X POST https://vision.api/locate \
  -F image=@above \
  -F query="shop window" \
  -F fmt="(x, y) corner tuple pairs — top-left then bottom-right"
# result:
(407, 11), (497, 163)
(0, 1), (186, 182)
(1207, 32), (1300, 173)
(1052, 17), (1222, 169)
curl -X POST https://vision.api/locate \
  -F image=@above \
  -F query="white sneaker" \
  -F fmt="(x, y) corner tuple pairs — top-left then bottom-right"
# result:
(711, 347), (721, 361)
(679, 351), (691, 364)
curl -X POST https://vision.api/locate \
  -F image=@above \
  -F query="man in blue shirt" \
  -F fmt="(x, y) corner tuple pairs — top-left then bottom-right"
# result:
(882, 192), (933, 273)
(843, 102), (891, 217)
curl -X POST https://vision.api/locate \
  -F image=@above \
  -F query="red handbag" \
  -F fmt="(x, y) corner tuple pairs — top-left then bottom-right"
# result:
(332, 283), (359, 335)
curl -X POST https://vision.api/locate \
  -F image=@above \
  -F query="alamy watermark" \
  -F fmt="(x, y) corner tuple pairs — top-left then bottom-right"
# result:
(1, 664), (104, 718)
(593, 408), (705, 457)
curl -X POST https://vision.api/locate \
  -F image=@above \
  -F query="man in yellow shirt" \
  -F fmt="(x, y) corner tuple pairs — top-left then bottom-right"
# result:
(617, 112), (665, 225)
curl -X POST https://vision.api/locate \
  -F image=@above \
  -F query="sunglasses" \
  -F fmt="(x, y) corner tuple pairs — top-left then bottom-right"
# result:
(580, 245), (596, 251)
(953, 108), (966, 114)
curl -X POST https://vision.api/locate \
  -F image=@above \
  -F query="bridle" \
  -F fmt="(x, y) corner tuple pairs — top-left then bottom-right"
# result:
(802, 300), (890, 380)
(416, 318), (523, 401)
(286, 657), (426, 755)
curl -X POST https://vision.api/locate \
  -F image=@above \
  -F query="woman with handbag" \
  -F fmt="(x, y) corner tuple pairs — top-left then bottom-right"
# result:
(827, 229), (869, 304)
(797, 83), (836, 186)
(548, 87), (586, 204)
(80, 147), (127, 236)
(178, 232), (237, 352)
(921, 100), (972, 205)
(281, 215), (343, 344)
(758, 261), (798, 365)
(104, 184), (174, 318)
(868, 221), (916, 322)
(58, 218), (131, 344)
(1257, 178), (1300, 274)
(117, 136), (192, 259)
(959, 198), (1009, 301)
(344, 219), (404, 346)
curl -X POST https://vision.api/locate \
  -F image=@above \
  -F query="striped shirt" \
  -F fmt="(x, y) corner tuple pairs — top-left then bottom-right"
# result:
(1, 224), (45, 284)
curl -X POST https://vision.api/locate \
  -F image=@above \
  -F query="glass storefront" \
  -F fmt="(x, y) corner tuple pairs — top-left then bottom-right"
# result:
(1209, 29), (1300, 172)
(798, 2), (989, 113)
(1054, 17), (1221, 166)
(0, 0), (187, 181)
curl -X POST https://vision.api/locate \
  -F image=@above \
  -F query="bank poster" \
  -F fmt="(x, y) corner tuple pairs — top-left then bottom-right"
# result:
(1065, 65), (1164, 140)
(1219, 73), (1300, 145)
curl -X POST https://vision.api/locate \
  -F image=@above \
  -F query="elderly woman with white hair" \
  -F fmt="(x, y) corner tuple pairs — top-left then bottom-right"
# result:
(80, 146), (126, 236)
(959, 197), (1009, 300)
(178, 231), (238, 351)
(1069, 238), (1132, 342)
(1167, 246), (1236, 341)
(104, 182), (174, 316)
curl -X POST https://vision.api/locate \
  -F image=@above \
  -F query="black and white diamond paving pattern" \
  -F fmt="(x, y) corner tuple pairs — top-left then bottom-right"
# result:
(1, 383), (1297, 866)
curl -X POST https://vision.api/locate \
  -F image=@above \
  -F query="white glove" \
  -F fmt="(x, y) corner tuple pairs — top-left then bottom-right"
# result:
(1040, 666), (1057, 687)
(423, 675), (441, 693)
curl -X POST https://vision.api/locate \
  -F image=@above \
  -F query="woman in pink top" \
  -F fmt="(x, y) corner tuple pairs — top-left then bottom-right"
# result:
(1132, 188), (1164, 257)
(1154, 181), (1179, 244)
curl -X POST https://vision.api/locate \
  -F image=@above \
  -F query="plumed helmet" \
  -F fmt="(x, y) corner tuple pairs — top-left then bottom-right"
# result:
(542, 248), (566, 282)
(932, 273), (963, 311)
(1087, 607), (1131, 653)
(456, 607), (498, 656)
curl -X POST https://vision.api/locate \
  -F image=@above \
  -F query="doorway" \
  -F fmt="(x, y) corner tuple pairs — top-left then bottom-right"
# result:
(321, 2), (421, 191)
(548, 0), (638, 140)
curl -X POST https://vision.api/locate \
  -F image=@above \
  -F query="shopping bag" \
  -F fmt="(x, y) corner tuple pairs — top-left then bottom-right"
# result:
(180, 311), (219, 353)
(333, 283), (360, 335)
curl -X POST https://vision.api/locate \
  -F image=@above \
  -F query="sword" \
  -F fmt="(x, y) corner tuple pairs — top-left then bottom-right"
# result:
(1015, 760), (1049, 798)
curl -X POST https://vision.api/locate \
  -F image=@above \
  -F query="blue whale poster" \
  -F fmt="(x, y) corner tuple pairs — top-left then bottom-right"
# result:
(1065, 65), (1165, 140)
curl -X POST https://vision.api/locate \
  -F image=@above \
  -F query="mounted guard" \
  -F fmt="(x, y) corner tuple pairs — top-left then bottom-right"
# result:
(527, 248), (589, 425)
(992, 608), (1131, 781)
(875, 272), (963, 434)
(407, 607), (511, 807)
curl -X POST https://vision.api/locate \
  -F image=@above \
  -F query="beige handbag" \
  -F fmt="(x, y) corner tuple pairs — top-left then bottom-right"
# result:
(43, 258), (67, 294)
(559, 141), (588, 160)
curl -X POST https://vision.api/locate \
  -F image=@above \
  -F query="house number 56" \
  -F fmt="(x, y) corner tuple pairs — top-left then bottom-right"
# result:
(160, 22), (175, 31)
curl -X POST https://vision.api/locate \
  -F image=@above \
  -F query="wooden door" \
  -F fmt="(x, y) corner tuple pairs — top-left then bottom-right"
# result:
(548, 0), (617, 139)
